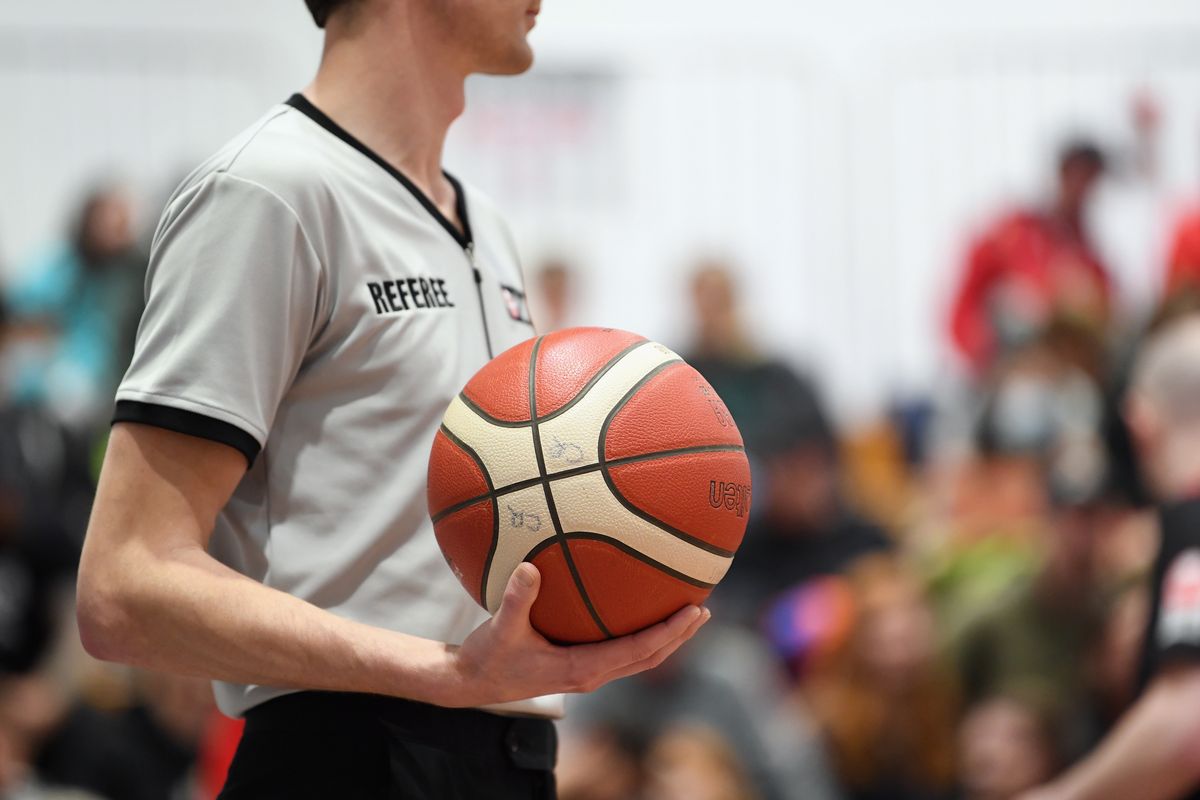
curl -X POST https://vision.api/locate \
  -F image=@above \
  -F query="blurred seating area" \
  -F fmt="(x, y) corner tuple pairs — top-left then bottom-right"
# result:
(534, 118), (1196, 800)
(0, 186), (245, 800)
(3, 34), (1200, 800)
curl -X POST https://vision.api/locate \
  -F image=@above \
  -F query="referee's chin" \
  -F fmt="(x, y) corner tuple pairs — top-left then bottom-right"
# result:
(477, 41), (535, 76)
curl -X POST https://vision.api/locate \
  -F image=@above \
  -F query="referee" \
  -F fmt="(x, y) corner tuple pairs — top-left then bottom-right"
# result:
(1021, 313), (1200, 800)
(74, 1), (707, 797)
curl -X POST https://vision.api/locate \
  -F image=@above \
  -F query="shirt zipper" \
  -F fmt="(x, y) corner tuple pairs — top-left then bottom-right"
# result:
(466, 242), (494, 359)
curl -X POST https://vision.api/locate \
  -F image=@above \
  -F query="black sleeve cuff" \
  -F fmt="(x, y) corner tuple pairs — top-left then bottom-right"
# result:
(112, 400), (261, 467)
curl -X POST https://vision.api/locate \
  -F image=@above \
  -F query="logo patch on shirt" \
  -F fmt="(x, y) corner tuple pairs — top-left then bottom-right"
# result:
(500, 285), (532, 324)
(1159, 548), (1200, 648)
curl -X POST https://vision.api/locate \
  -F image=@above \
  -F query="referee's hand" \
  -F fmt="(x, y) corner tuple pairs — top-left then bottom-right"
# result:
(446, 563), (709, 707)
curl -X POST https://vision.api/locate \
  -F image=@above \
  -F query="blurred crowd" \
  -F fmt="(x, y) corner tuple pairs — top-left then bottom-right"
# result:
(0, 185), (242, 800)
(3, 96), (1200, 799)
(548, 109), (1200, 800)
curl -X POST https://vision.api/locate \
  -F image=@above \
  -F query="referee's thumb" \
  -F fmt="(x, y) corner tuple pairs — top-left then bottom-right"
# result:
(496, 563), (540, 630)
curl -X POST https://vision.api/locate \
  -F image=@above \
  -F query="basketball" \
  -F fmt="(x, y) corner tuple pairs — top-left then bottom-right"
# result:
(427, 327), (752, 643)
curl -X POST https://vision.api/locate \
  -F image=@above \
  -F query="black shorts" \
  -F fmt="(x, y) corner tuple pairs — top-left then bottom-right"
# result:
(218, 691), (557, 800)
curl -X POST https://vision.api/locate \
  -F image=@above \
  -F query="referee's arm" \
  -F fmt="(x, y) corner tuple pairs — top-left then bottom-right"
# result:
(1019, 665), (1200, 800)
(76, 423), (708, 708)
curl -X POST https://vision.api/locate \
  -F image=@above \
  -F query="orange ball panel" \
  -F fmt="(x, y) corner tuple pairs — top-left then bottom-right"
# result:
(568, 536), (711, 638)
(606, 450), (752, 555)
(461, 337), (535, 423)
(603, 362), (743, 460)
(528, 544), (607, 643)
(534, 328), (646, 417)
(431, 500), (494, 608)
(427, 429), (490, 518)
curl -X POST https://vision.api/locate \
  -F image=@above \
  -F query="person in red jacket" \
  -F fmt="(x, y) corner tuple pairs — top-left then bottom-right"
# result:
(1164, 209), (1200, 297)
(949, 141), (1112, 375)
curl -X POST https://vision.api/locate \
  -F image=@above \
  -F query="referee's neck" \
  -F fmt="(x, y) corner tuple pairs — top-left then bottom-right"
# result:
(303, 6), (467, 210)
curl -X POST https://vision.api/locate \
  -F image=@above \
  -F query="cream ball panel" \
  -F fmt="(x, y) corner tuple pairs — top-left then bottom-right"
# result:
(442, 395), (542, 490)
(536, 341), (680, 474)
(548, 470), (732, 587)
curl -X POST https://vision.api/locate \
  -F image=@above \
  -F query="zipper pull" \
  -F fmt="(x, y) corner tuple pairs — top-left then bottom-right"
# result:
(466, 242), (483, 284)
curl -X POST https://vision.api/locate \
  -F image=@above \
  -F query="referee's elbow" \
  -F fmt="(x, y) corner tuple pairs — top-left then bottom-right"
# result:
(75, 553), (142, 664)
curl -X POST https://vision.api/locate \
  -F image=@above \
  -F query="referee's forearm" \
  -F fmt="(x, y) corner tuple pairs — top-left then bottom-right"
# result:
(78, 539), (461, 707)
(76, 423), (472, 709)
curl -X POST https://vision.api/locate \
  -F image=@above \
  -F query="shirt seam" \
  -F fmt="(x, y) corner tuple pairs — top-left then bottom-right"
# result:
(219, 106), (292, 174)
(209, 105), (331, 331)
(209, 171), (326, 284)
(205, 170), (332, 342)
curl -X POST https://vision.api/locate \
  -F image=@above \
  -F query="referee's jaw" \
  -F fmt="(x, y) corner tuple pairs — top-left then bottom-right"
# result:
(455, 0), (539, 77)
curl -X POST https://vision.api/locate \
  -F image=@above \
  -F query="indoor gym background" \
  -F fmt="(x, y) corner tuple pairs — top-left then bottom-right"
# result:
(3, 0), (1200, 798)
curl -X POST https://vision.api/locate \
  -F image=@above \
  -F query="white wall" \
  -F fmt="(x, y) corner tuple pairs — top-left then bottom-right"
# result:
(4, 0), (1200, 421)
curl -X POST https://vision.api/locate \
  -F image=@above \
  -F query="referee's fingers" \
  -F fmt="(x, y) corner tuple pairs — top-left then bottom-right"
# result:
(569, 604), (704, 684)
(492, 562), (541, 636)
(597, 607), (710, 685)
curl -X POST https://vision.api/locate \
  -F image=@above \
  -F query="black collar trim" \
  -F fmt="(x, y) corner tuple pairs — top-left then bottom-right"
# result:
(285, 93), (472, 249)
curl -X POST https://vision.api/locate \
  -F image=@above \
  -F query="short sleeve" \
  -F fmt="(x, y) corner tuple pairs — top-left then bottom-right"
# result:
(114, 172), (325, 466)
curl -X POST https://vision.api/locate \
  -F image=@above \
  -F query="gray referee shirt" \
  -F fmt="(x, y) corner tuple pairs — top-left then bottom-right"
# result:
(114, 95), (562, 718)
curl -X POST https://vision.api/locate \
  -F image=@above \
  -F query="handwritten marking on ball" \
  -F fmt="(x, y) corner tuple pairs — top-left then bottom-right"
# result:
(694, 379), (732, 427)
(548, 435), (585, 464)
(507, 505), (543, 532)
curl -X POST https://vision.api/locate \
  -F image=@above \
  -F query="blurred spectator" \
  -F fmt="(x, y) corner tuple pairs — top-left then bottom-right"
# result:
(713, 371), (892, 626)
(1085, 579), (1148, 736)
(954, 489), (1113, 759)
(926, 322), (1112, 635)
(838, 404), (933, 530)
(560, 639), (772, 797)
(957, 694), (1062, 800)
(1163, 211), (1200, 297)
(974, 322), (1107, 459)
(556, 727), (642, 800)
(0, 725), (14, 796)
(0, 513), (58, 679)
(807, 555), (958, 800)
(34, 670), (213, 800)
(948, 140), (1112, 376)
(642, 724), (759, 800)
(0, 302), (91, 676)
(3, 184), (144, 429)
(530, 256), (579, 332)
(561, 625), (840, 800)
(0, 675), (100, 799)
(760, 576), (857, 681)
(683, 257), (893, 625)
(683, 259), (829, 457)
